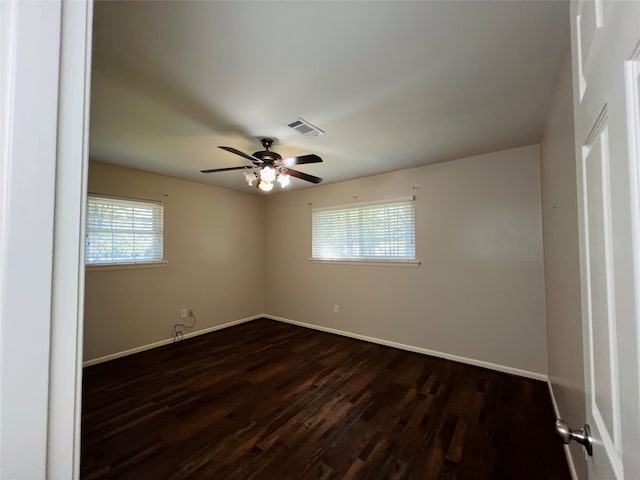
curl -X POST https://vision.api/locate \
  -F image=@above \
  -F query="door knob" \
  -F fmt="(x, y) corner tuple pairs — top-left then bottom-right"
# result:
(555, 419), (593, 456)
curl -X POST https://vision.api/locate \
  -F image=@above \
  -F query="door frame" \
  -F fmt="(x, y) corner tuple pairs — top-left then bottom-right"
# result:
(0, 1), (92, 478)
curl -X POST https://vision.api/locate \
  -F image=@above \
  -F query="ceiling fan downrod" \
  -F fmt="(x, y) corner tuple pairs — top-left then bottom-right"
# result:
(261, 138), (274, 151)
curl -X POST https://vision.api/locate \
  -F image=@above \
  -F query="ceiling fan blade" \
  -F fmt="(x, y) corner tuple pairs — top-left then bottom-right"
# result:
(284, 168), (323, 184)
(201, 166), (253, 173)
(219, 146), (263, 165)
(281, 154), (322, 167)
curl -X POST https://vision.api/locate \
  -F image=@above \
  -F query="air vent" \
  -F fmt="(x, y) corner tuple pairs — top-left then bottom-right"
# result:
(287, 117), (325, 138)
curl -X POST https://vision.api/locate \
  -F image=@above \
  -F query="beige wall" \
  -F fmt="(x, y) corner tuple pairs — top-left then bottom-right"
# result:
(86, 143), (560, 378)
(540, 56), (587, 478)
(84, 161), (265, 361)
(264, 145), (548, 375)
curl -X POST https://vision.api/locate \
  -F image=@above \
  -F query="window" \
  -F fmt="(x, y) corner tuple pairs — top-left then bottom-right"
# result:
(85, 194), (164, 265)
(312, 196), (416, 262)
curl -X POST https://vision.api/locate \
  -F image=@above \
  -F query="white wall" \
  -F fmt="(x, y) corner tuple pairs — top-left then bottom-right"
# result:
(264, 145), (548, 376)
(84, 162), (265, 361)
(540, 55), (586, 478)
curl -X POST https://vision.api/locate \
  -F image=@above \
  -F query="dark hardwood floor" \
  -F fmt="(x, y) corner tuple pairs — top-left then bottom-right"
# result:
(81, 319), (570, 479)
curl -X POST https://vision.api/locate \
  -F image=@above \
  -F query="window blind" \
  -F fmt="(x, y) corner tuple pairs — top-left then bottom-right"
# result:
(312, 197), (415, 261)
(85, 195), (164, 265)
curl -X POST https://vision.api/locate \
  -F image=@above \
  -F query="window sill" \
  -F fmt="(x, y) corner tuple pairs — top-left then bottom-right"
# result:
(86, 260), (168, 272)
(308, 259), (421, 267)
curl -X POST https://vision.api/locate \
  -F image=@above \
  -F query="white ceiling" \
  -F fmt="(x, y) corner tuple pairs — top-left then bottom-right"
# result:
(90, 0), (569, 194)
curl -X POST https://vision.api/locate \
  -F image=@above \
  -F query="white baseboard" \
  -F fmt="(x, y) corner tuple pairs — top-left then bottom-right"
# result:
(547, 381), (579, 480)
(82, 314), (262, 367)
(84, 313), (548, 383)
(265, 314), (548, 382)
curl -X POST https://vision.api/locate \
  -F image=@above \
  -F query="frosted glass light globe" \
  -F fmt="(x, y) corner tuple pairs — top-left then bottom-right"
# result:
(261, 166), (276, 182)
(258, 180), (274, 192)
(277, 174), (290, 188)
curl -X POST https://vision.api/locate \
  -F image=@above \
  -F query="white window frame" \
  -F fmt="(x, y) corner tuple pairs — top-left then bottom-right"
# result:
(85, 194), (166, 269)
(310, 196), (420, 266)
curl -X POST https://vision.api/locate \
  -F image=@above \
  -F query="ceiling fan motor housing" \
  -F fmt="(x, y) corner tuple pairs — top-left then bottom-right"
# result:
(253, 139), (282, 164)
(252, 151), (282, 164)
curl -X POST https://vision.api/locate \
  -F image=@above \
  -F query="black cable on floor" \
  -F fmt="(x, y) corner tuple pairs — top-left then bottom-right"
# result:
(174, 312), (196, 343)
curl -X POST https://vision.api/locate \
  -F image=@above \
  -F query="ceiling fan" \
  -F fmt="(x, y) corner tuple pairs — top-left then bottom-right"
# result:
(201, 138), (323, 192)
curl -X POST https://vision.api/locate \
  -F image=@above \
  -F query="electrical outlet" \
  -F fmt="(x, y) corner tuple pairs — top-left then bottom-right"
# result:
(180, 308), (187, 318)
(333, 304), (339, 313)
(188, 308), (194, 317)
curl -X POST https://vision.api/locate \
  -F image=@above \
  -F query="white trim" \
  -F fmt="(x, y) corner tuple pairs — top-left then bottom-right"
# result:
(265, 314), (548, 381)
(547, 381), (580, 480)
(0, 2), (62, 478)
(626, 43), (640, 475)
(47, 1), (92, 478)
(547, 380), (561, 417)
(88, 192), (163, 205)
(82, 314), (262, 367)
(86, 260), (168, 272)
(311, 195), (414, 212)
(308, 259), (421, 267)
(83, 313), (547, 382)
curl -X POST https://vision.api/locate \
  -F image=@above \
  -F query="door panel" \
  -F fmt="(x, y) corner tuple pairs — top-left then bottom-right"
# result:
(581, 118), (622, 477)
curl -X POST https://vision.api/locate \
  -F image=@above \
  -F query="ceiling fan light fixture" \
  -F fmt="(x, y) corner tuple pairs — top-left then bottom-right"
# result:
(258, 179), (274, 192)
(261, 165), (276, 182)
(244, 171), (257, 186)
(277, 173), (290, 188)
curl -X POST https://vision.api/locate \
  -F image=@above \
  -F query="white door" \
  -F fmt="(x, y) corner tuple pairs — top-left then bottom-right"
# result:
(571, 0), (640, 478)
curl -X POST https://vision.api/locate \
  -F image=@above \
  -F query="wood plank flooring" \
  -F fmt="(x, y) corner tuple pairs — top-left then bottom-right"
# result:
(81, 319), (570, 479)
